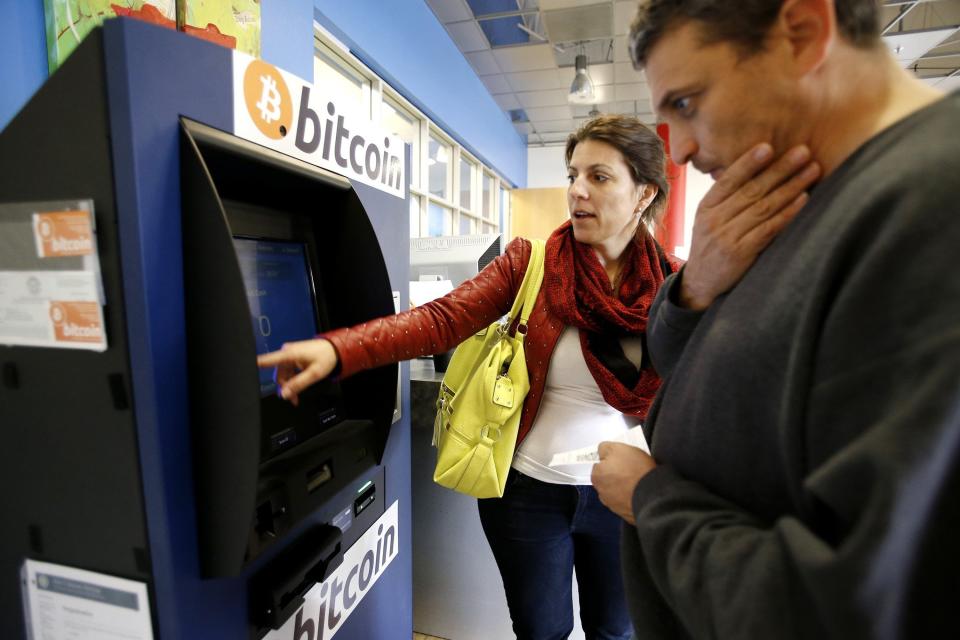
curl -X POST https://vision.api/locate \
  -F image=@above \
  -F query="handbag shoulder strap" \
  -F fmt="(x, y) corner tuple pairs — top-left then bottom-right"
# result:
(508, 238), (545, 335)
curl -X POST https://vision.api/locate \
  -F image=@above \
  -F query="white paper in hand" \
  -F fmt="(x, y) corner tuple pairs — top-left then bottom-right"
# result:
(548, 425), (650, 467)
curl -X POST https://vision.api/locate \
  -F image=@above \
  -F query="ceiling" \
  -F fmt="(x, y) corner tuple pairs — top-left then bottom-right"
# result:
(424, 0), (960, 146)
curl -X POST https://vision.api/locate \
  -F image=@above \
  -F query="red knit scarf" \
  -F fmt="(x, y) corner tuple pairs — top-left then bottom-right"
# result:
(544, 220), (669, 418)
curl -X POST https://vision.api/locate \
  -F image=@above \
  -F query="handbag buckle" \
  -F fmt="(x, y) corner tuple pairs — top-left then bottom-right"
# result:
(480, 424), (501, 442)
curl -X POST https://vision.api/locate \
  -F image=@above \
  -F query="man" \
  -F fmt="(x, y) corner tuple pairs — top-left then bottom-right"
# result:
(591, 0), (960, 638)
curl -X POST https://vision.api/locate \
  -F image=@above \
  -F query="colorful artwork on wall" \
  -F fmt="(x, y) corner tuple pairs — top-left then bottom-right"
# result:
(44, 1), (261, 74)
(178, 0), (261, 57)
(43, 1), (177, 73)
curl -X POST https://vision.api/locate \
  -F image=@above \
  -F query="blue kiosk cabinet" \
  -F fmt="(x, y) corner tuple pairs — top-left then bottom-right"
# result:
(0, 19), (412, 640)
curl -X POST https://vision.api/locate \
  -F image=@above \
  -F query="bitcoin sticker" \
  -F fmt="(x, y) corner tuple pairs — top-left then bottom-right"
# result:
(243, 60), (293, 140)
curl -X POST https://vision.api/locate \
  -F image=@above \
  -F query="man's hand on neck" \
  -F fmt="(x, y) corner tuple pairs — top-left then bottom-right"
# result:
(677, 144), (820, 310)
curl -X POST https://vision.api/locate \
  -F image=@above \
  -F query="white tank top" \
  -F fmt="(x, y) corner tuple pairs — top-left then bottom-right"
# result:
(513, 326), (644, 485)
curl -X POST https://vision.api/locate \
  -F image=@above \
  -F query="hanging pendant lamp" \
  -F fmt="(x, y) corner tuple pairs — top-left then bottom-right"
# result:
(568, 50), (595, 104)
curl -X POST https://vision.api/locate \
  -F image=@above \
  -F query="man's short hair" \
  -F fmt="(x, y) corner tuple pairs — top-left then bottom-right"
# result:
(629, 0), (882, 67)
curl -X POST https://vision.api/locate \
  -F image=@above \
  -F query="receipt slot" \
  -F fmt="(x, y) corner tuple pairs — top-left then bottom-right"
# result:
(0, 20), (412, 640)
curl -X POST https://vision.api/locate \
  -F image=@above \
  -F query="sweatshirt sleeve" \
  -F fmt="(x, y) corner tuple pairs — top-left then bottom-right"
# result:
(324, 237), (532, 379)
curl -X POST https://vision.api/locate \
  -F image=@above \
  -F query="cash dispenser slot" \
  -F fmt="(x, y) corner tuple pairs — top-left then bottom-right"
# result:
(249, 524), (343, 631)
(179, 116), (397, 596)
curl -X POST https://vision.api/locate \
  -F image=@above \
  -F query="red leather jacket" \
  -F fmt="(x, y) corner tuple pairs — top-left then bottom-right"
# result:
(324, 237), (562, 445)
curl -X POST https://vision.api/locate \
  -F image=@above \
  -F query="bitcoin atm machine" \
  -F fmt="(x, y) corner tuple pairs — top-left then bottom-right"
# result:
(0, 19), (412, 639)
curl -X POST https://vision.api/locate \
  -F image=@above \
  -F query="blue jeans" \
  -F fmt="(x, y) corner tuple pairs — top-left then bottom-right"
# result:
(478, 469), (632, 640)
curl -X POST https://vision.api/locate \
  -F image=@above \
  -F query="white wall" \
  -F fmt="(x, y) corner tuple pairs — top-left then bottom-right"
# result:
(527, 145), (569, 188)
(676, 167), (714, 260)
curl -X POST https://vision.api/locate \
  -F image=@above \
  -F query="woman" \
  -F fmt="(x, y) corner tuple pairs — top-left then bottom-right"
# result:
(259, 115), (677, 640)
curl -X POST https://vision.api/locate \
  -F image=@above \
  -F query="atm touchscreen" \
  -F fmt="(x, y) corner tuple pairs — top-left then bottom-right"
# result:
(233, 236), (344, 459)
(233, 237), (317, 397)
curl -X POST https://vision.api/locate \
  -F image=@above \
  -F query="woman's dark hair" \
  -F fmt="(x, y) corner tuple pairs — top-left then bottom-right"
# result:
(565, 114), (669, 227)
(629, 0), (881, 67)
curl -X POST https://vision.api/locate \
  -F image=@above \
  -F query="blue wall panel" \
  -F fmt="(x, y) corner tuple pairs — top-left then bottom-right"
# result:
(261, 0), (314, 81)
(0, 2), (313, 131)
(1, 1), (527, 187)
(0, 0), (47, 131)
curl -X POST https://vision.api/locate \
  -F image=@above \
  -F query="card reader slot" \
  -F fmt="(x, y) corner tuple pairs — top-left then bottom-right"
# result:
(354, 482), (376, 516)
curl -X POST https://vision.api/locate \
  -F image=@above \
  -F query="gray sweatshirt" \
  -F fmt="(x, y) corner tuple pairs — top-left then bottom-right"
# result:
(623, 92), (960, 639)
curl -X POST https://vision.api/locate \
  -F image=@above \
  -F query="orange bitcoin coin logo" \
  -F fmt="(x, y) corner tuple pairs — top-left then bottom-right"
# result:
(243, 60), (293, 140)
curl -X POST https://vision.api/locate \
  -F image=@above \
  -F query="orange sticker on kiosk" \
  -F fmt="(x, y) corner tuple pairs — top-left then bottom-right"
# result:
(49, 301), (104, 344)
(34, 211), (94, 258)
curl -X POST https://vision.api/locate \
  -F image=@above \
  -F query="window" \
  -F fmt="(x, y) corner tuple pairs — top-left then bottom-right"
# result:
(314, 27), (511, 239)
(427, 202), (453, 236)
(428, 134), (452, 201)
(459, 157), (475, 210)
(313, 45), (370, 119)
(482, 172), (493, 222)
(382, 97), (421, 187)
(459, 213), (473, 235)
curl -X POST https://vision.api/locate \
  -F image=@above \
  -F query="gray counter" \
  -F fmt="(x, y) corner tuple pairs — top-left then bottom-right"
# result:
(410, 358), (586, 640)
(410, 358), (514, 640)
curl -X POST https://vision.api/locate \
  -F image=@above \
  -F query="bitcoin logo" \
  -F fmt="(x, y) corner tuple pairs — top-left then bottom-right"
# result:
(243, 60), (292, 140)
(256, 75), (282, 123)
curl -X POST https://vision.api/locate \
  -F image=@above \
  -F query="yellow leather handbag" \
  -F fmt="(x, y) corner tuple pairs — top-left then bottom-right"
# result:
(432, 239), (546, 498)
